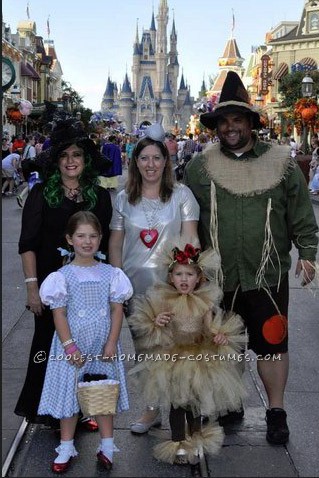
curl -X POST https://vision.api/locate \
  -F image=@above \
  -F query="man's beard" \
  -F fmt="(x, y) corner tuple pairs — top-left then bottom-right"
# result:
(219, 133), (252, 151)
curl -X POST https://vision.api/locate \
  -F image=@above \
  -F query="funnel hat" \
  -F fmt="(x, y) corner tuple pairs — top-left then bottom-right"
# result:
(138, 122), (166, 143)
(200, 71), (262, 130)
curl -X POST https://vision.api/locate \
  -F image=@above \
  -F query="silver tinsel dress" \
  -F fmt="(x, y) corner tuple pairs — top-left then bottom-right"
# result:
(110, 183), (199, 294)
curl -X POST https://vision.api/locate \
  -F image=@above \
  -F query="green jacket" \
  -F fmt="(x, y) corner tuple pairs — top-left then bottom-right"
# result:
(184, 140), (318, 292)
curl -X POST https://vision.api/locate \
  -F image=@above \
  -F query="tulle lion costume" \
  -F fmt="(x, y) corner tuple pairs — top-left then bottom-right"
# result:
(127, 240), (247, 464)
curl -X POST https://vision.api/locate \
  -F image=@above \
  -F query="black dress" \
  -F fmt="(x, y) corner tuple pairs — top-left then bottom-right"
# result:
(14, 183), (112, 424)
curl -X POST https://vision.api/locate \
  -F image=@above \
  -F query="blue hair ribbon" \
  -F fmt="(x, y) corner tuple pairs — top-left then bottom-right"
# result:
(57, 247), (105, 262)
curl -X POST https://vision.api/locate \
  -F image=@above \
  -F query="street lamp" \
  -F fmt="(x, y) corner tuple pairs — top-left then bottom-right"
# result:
(301, 75), (314, 154)
(301, 76), (314, 98)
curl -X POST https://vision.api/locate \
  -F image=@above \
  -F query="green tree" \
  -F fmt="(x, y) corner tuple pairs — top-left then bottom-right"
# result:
(278, 71), (319, 107)
(61, 80), (83, 113)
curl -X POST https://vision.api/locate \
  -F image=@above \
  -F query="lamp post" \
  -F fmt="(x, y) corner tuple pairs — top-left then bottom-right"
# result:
(301, 75), (314, 154)
(274, 117), (281, 141)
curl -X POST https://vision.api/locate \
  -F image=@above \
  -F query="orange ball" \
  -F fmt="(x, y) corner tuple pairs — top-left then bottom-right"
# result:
(262, 315), (288, 345)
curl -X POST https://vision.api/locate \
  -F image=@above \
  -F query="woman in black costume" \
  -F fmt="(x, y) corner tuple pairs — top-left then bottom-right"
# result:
(15, 118), (112, 429)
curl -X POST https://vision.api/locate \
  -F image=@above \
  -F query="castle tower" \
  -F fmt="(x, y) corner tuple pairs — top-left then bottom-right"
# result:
(179, 88), (193, 132)
(208, 18), (245, 98)
(155, 0), (169, 95)
(101, 76), (114, 112)
(160, 73), (174, 130)
(132, 20), (141, 95)
(149, 9), (156, 55)
(167, 16), (179, 101)
(177, 72), (188, 110)
(119, 73), (134, 133)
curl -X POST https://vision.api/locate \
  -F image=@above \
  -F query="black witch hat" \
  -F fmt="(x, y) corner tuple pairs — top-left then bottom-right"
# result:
(36, 117), (109, 178)
(200, 71), (262, 130)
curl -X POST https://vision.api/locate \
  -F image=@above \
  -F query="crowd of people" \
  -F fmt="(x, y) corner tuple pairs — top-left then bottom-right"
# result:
(2, 72), (318, 475)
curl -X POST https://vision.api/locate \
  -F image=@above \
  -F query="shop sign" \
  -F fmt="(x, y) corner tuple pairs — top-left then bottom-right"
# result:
(261, 54), (270, 95)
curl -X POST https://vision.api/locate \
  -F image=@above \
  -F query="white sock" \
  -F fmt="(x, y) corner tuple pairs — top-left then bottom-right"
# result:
(55, 440), (76, 464)
(61, 439), (74, 446)
(101, 437), (114, 461)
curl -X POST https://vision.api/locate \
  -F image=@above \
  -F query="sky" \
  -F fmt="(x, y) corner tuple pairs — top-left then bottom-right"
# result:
(3, 0), (305, 112)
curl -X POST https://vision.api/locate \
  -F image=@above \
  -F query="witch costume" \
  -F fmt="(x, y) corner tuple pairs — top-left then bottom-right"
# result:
(14, 118), (113, 425)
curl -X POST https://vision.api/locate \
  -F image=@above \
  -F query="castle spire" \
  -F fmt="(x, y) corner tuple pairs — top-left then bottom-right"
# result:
(179, 72), (186, 90)
(122, 73), (132, 94)
(171, 10), (177, 39)
(155, 0), (169, 94)
(104, 76), (114, 97)
(150, 8), (156, 31)
(133, 18), (140, 55)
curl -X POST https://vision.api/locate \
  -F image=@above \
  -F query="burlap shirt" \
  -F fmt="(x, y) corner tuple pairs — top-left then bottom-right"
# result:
(184, 139), (318, 292)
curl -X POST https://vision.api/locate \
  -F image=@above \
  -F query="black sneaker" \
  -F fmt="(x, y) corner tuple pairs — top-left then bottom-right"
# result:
(266, 408), (289, 445)
(218, 407), (244, 426)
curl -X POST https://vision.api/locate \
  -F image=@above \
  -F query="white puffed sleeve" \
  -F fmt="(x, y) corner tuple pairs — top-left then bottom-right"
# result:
(110, 267), (133, 303)
(39, 271), (68, 309)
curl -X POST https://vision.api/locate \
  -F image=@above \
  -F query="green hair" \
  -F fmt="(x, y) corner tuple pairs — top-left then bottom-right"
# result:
(43, 154), (99, 209)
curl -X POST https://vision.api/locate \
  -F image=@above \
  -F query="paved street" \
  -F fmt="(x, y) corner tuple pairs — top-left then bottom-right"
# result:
(2, 180), (319, 477)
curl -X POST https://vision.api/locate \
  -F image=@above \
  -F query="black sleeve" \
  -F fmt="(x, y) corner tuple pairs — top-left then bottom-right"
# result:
(18, 183), (45, 254)
(94, 186), (113, 256)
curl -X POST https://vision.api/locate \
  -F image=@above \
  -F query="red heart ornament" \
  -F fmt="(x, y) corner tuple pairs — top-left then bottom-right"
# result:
(140, 229), (159, 248)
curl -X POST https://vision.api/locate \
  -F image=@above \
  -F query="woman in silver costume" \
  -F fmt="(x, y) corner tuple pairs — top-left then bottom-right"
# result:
(109, 123), (199, 434)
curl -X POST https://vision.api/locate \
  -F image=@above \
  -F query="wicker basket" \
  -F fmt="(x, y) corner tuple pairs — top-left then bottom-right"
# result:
(77, 378), (120, 416)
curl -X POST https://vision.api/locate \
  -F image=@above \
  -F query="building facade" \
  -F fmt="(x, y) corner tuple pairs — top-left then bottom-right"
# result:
(2, 17), (63, 136)
(244, 0), (319, 138)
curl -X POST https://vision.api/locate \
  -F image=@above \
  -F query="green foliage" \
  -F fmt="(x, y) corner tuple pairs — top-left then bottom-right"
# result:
(61, 80), (93, 128)
(279, 71), (319, 108)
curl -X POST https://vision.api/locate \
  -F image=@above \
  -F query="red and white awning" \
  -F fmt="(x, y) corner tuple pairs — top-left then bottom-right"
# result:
(300, 57), (317, 69)
(273, 63), (289, 80)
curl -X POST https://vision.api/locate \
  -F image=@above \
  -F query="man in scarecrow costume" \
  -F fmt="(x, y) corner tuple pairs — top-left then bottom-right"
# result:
(184, 71), (318, 445)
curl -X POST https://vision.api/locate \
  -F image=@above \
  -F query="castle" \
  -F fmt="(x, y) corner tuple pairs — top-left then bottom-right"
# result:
(100, 0), (194, 134)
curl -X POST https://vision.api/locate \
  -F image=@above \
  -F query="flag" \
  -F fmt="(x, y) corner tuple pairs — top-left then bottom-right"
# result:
(47, 16), (50, 37)
(231, 9), (235, 35)
(26, 3), (30, 19)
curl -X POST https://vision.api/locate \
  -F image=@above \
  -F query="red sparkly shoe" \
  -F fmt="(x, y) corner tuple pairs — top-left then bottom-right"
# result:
(97, 451), (113, 470)
(78, 416), (98, 432)
(51, 443), (78, 474)
(52, 459), (73, 474)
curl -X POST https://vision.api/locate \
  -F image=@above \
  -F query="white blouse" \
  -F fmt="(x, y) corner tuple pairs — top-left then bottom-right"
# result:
(40, 264), (133, 306)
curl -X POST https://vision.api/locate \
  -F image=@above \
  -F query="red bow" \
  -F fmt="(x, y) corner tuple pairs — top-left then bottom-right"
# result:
(172, 244), (201, 265)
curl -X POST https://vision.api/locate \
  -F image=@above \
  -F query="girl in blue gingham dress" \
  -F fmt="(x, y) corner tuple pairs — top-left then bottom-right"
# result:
(38, 211), (133, 473)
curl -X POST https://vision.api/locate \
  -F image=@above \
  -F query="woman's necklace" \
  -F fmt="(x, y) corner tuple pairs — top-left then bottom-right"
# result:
(140, 197), (161, 248)
(62, 185), (82, 202)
